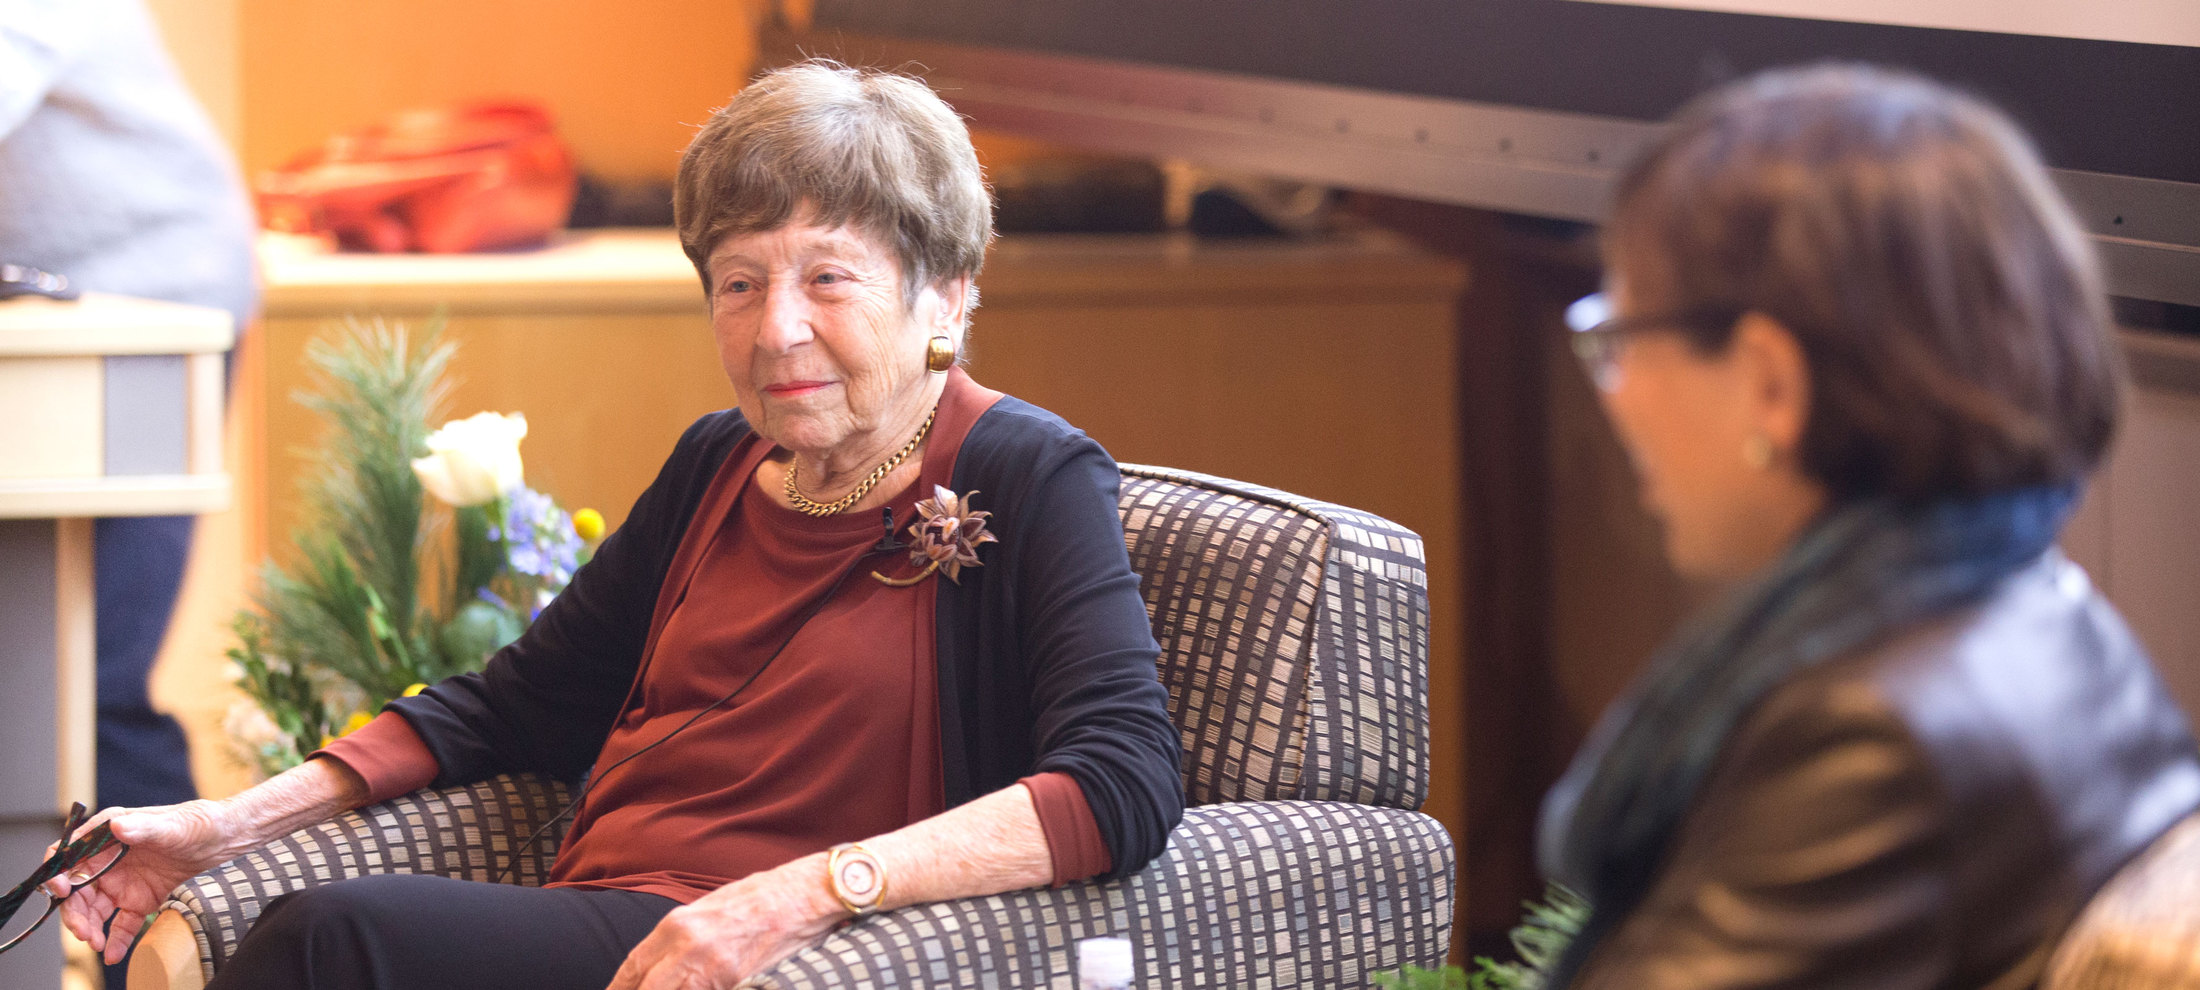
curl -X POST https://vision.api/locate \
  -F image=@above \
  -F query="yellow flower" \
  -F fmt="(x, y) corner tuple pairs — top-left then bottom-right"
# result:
(340, 711), (374, 736)
(318, 734), (337, 750)
(402, 682), (428, 697)
(573, 507), (605, 543)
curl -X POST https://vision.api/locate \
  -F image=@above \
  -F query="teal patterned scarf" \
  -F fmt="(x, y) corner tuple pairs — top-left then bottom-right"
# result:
(1536, 483), (2079, 987)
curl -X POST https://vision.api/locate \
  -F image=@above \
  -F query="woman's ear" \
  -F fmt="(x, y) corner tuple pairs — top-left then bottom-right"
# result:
(925, 276), (974, 340)
(1731, 312), (1813, 457)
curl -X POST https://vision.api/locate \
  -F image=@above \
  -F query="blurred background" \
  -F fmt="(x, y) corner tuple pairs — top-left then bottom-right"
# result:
(133, 0), (2200, 966)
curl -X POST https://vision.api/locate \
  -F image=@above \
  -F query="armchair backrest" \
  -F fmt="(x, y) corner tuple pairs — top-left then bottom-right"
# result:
(1116, 465), (1431, 810)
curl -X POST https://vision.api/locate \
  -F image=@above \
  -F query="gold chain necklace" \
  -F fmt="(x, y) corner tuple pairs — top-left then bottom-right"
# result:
(784, 408), (937, 517)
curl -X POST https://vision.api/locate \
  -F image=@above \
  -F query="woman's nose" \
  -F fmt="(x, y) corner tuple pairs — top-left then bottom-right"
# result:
(755, 286), (814, 351)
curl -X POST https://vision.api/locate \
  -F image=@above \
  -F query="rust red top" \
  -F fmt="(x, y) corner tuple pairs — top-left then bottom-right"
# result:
(323, 373), (1110, 899)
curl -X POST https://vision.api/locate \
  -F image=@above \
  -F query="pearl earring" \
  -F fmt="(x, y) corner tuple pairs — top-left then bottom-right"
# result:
(1742, 434), (1775, 470)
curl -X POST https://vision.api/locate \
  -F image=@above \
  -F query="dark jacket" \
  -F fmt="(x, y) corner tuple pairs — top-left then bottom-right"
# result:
(1577, 552), (2200, 990)
(388, 380), (1185, 881)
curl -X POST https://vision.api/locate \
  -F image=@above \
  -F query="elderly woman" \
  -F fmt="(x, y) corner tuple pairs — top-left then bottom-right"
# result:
(1539, 66), (2200, 988)
(51, 61), (1183, 989)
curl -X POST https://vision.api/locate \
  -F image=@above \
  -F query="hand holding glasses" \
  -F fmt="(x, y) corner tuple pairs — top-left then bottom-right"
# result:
(0, 802), (130, 955)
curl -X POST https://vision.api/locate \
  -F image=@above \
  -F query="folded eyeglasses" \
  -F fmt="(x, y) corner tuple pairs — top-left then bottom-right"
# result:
(0, 803), (130, 954)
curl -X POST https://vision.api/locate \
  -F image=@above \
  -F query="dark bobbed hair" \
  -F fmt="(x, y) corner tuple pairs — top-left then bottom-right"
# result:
(1608, 64), (2123, 501)
(675, 60), (993, 320)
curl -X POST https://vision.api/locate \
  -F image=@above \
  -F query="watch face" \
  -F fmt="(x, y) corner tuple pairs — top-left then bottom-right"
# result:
(839, 857), (881, 900)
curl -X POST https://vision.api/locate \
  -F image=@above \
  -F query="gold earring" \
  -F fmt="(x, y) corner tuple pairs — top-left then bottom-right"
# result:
(1742, 434), (1775, 470)
(926, 335), (957, 373)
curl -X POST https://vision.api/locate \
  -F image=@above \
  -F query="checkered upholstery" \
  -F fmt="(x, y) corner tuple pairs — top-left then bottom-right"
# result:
(160, 466), (1451, 987)
(760, 801), (1452, 989)
(2045, 809), (2200, 990)
(1118, 466), (1431, 809)
(163, 774), (574, 974)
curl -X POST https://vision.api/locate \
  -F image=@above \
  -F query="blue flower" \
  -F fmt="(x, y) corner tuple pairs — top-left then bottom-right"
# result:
(501, 486), (582, 598)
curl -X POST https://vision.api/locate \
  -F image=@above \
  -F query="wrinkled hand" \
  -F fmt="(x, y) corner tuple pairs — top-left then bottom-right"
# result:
(607, 855), (845, 990)
(41, 800), (238, 965)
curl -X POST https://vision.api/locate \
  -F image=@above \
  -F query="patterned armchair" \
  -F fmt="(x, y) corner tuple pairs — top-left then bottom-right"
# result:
(132, 466), (1455, 989)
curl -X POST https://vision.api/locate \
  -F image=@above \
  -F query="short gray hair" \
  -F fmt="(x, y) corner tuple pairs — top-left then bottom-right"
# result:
(675, 60), (993, 319)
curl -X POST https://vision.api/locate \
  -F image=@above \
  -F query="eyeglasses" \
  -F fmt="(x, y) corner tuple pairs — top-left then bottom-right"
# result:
(0, 803), (129, 955)
(0, 263), (79, 301)
(1564, 292), (1741, 392)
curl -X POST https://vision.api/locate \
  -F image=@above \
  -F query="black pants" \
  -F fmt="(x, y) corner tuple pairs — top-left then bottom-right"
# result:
(205, 875), (679, 990)
(95, 514), (198, 813)
(97, 514), (198, 990)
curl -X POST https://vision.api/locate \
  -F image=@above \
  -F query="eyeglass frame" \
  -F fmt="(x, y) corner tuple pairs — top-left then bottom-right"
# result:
(0, 802), (130, 955)
(1564, 292), (1744, 392)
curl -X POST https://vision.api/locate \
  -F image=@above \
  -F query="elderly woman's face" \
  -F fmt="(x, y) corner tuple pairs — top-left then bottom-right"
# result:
(706, 218), (957, 459)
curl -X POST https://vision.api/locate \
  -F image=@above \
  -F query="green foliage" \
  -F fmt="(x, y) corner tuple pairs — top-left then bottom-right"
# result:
(449, 503), (503, 615)
(226, 317), (508, 777)
(1499, 883), (1590, 984)
(224, 315), (593, 779)
(1378, 885), (1588, 990)
(295, 317), (451, 646)
(225, 614), (329, 771)
(1374, 964), (1468, 990)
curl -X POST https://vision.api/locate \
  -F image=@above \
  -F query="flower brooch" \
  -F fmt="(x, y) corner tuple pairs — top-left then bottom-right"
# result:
(873, 486), (997, 587)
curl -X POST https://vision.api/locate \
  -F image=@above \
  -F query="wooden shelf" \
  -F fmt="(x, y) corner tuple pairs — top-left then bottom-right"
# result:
(258, 226), (1467, 314)
(259, 229), (704, 315)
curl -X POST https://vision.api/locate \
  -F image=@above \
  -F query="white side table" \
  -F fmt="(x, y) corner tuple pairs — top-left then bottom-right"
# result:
(0, 293), (233, 989)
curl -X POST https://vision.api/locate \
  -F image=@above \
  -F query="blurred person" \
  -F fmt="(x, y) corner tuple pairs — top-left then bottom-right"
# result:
(51, 61), (1182, 990)
(1540, 65), (2200, 988)
(0, 1), (257, 984)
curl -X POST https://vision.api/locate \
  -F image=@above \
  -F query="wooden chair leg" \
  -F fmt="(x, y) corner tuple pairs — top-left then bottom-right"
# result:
(126, 910), (206, 990)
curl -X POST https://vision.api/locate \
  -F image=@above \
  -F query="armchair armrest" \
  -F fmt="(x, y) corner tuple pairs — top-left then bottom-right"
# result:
(140, 772), (571, 988)
(755, 800), (1455, 989)
(140, 791), (1454, 990)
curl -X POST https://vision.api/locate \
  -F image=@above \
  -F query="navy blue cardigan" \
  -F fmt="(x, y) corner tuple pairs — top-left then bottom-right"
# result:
(388, 394), (1185, 881)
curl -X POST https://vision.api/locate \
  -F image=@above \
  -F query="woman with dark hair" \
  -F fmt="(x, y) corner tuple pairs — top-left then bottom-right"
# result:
(1541, 65), (2200, 988)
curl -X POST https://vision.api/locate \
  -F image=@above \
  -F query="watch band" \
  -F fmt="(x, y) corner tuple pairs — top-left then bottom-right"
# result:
(826, 842), (888, 916)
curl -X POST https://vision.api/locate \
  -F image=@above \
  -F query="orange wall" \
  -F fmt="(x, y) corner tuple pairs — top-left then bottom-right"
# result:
(239, 0), (763, 180)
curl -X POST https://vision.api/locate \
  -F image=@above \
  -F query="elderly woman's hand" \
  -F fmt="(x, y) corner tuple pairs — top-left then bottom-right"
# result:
(606, 853), (845, 990)
(43, 755), (368, 964)
(42, 799), (241, 965)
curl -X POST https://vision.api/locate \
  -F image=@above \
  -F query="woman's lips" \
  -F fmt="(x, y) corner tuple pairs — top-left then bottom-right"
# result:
(763, 380), (833, 399)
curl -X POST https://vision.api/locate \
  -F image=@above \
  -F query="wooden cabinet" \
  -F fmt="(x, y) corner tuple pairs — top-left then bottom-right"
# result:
(255, 230), (720, 550)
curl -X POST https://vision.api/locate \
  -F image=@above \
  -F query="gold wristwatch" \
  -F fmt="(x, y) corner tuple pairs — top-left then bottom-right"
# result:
(826, 842), (887, 916)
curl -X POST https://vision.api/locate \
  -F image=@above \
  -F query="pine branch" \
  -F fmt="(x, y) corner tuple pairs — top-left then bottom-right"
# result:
(293, 315), (453, 657)
(1469, 884), (1589, 990)
(241, 315), (458, 727)
(1378, 885), (1587, 990)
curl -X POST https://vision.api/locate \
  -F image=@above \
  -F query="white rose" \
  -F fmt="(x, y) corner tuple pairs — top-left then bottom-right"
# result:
(412, 411), (528, 507)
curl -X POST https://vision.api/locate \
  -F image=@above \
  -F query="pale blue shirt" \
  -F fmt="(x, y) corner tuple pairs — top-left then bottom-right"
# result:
(0, 0), (257, 323)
